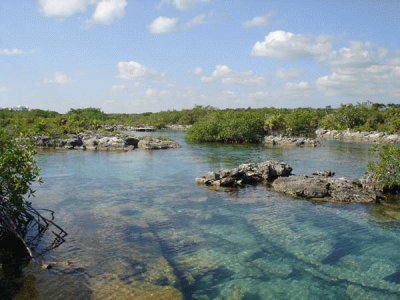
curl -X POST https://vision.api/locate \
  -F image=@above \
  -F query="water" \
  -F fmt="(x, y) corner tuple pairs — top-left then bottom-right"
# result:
(4, 132), (400, 299)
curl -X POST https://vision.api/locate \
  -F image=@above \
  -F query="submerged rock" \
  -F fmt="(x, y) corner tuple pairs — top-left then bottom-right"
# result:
(272, 176), (381, 203)
(196, 161), (293, 188)
(263, 135), (321, 147)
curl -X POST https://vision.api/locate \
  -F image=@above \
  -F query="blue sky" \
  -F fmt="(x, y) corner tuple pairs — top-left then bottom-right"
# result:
(0, 0), (399, 113)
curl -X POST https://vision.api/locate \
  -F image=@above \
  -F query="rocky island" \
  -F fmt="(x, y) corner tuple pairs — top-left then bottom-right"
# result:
(196, 161), (391, 204)
(34, 133), (180, 151)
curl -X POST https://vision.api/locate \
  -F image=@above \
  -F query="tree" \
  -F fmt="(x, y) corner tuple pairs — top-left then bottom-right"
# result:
(0, 129), (66, 273)
(0, 130), (41, 209)
(367, 144), (400, 190)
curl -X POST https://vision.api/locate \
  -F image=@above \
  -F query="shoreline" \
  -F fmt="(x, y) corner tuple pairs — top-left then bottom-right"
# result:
(316, 128), (400, 144)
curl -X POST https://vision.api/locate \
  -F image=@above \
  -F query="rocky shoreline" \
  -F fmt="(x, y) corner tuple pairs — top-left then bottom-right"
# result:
(263, 135), (321, 147)
(196, 161), (392, 203)
(316, 128), (400, 144)
(34, 133), (180, 151)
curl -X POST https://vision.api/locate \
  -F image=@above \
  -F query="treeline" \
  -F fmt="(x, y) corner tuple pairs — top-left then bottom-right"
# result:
(0, 102), (399, 143)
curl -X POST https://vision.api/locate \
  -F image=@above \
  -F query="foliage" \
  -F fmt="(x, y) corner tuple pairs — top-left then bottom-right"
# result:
(264, 114), (287, 134)
(284, 109), (323, 136)
(186, 109), (265, 143)
(320, 102), (400, 133)
(0, 102), (398, 144)
(367, 144), (400, 189)
(0, 129), (41, 209)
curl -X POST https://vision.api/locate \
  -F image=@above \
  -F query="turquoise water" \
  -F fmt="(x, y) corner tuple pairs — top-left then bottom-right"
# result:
(10, 133), (400, 299)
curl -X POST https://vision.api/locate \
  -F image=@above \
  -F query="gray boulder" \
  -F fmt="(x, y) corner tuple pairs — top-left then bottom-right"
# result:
(196, 160), (292, 188)
(96, 136), (132, 151)
(65, 136), (83, 149)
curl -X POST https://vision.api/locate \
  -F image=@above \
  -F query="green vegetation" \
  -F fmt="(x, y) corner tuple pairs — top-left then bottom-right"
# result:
(186, 109), (265, 143)
(320, 103), (400, 132)
(368, 144), (400, 190)
(0, 129), (41, 209)
(0, 102), (399, 144)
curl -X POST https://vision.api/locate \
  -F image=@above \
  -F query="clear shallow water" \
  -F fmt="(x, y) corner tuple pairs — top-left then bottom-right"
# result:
(7, 133), (400, 299)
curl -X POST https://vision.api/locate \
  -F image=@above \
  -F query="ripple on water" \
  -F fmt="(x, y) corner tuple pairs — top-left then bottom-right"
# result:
(11, 137), (400, 299)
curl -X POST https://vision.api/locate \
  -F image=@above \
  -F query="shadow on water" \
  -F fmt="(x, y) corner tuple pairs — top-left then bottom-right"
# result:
(22, 134), (400, 298)
(384, 271), (400, 284)
(0, 197), (67, 299)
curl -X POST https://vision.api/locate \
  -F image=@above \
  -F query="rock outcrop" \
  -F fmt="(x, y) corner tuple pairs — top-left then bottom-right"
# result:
(196, 162), (389, 203)
(316, 129), (400, 144)
(164, 124), (192, 131)
(263, 135), (321, 147)
(195, 161), (293, 188)
(137, 137), (181, 150)
(272, 176), (381, 203)
(34, 134), (180, 151)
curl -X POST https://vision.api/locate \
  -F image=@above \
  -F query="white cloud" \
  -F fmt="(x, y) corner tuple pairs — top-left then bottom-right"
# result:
(38, 0), (91, 17)
(317, 63), (400, 97)
(316, 42), (400, 98)
(145, 88), (156, 97)
(193, 67), (203, 75)
(148, 16), (179, 34)
(160, 0), (210, 10)
(117, 60), (165, 82)
(90, 0), (127, 25)
(243, 15), (270, 28)
(198, 64), (266, 85)
(111, 84), (127, 91)
(145, 88), (169, 98)
(39, 0), (127, 25)
(118, 61), (153, 80)
(323, 41), (388, 67)
(148, 14), (206, 34)
(183, 14), (206, 30)
(43, 72), (70, 84)
(0, 86), (7, 93)
(212, 64), (231, 77)
(276, 68), (303, 79)
(252, 30), (333, 59)
(285, 81), (310, 90)
(0, 48), (24, 56)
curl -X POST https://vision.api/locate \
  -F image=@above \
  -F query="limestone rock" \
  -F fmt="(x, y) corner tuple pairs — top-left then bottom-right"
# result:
(137, 137), (180, 150)
(195, 160), (292, 188)
(316, 128), (400, 144)
(272, 175), (380, 203)
(263, 135), (321, 147)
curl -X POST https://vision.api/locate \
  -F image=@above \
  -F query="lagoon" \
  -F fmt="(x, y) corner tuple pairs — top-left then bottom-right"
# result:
(11, 132), (400, 299)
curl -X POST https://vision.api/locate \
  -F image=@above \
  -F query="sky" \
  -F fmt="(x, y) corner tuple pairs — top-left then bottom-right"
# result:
(0, 0), (399, 113)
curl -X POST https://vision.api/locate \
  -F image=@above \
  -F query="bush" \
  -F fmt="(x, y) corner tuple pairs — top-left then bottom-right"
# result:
(0, 129), (41, 209)
(186, 110), (265, 143)
(367, 144), (400, 190)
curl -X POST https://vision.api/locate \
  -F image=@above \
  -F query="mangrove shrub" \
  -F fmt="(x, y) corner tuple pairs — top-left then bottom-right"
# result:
(367, 144), (400, 190)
